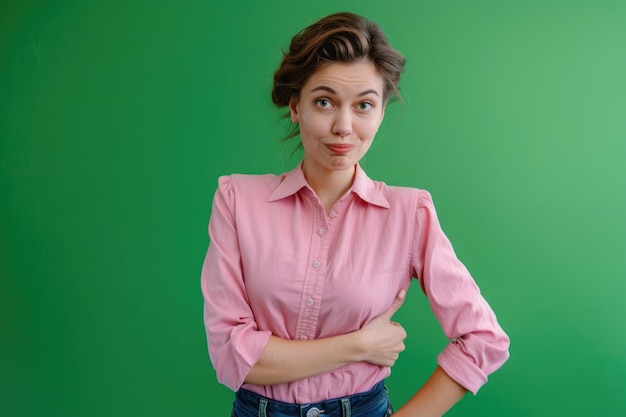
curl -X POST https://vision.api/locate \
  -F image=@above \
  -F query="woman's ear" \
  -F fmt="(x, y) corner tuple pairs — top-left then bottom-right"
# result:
(289, 98), (299, 123)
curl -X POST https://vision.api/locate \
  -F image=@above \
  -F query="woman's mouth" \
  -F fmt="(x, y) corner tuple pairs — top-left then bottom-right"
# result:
(326, 144), (355, 154)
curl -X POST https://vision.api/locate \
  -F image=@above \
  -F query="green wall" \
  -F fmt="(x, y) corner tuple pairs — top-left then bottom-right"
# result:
(2, 1), (625, 416)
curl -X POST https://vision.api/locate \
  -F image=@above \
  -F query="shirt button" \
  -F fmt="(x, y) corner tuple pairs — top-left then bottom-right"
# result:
(313, 261), (321, 268)
(328, 211), (336, 218)
(306, 408), (321, 417)
(305, 298), (314, 307)
(318, 227), (325, 235)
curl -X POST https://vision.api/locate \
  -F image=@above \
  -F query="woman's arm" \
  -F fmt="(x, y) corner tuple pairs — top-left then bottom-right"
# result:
(245, 289), (408, 385)
(412, 191), (510, 395)
(393, 366), (467, 417)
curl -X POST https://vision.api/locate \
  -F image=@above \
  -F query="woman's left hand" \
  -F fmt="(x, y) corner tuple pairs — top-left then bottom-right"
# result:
(354, 289), (407, 367)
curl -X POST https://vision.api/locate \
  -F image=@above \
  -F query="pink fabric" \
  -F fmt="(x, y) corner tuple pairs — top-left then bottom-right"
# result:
(201, 163), (509, 403)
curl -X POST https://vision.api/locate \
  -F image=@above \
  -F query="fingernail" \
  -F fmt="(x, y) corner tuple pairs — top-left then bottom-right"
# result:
(398, 289), (406, 299)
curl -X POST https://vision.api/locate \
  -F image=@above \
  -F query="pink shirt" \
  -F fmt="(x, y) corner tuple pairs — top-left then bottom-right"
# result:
(201, 163), (509, 403)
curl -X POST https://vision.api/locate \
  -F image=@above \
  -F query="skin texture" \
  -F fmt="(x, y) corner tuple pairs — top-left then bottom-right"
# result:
(392, 366), (467, 417)
(247, 61), (467, 415)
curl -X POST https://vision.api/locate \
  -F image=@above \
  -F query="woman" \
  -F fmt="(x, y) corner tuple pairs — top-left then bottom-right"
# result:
(202, 12), (510, 417)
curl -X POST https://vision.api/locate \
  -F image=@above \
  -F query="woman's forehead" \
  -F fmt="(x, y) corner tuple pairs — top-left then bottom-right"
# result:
(303, 61), (384, 95)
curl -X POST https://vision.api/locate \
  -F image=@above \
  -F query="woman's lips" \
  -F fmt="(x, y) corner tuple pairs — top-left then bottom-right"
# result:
(326, 144), (355, 154)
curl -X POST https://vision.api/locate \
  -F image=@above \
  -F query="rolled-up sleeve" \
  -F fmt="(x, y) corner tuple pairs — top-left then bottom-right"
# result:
(412, 191), (510, 395)
(201, 176), (272, 391)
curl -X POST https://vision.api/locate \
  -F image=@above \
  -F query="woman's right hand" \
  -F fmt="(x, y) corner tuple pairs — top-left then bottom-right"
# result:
(355, 289), (408, 367)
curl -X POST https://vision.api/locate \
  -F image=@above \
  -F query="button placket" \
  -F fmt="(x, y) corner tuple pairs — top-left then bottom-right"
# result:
(294, 203), (330, 341)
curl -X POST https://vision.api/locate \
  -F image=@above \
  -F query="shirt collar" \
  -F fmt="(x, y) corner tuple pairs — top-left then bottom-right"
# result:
(268, 162), (390, 209)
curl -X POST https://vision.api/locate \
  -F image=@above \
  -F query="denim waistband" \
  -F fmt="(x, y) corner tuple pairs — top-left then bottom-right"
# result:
(232, 380), (392, 417)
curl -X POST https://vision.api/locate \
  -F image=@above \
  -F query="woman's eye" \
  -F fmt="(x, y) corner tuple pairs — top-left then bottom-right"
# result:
(316, 99), (332, 108)
(358, 102), (373, 111)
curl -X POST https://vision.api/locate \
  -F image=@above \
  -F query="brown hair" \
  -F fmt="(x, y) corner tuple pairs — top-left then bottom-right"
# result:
(272, 12), (406, 139)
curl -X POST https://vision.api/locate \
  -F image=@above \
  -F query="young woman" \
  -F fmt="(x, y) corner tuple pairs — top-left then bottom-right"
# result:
(202, 12), (510, 417)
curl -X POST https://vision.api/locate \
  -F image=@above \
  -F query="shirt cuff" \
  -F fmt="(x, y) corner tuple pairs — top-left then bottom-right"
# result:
(437, 342), (488, 395)
(214, 328), (272, 391)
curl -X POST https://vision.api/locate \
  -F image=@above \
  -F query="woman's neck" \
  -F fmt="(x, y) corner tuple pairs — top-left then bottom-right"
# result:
(302, 162), (356, 211)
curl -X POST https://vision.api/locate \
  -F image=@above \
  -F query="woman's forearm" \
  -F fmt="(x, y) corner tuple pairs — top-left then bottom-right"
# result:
(393, 366), (467, 417)
(244, 333), (361, 385)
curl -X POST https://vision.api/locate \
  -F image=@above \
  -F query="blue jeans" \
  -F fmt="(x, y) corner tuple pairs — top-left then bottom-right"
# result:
(231, 380), (393, 417)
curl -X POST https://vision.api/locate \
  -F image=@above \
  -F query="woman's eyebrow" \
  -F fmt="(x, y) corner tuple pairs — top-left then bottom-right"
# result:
(357, 89), (380, 97)
(310, 86), (381, 97)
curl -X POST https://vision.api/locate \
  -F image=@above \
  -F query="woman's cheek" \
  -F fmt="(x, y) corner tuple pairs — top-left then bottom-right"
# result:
(304, 112), (330, 137)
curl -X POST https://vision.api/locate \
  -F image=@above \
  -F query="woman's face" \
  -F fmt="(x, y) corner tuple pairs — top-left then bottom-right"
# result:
(289, 60), (386, 176)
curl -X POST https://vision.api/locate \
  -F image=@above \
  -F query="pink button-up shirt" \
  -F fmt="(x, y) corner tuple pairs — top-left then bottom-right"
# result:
(201, 163), (509, 403)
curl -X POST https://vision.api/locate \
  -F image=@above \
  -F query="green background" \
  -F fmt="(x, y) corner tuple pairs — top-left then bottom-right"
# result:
(2, 1), (625, 416)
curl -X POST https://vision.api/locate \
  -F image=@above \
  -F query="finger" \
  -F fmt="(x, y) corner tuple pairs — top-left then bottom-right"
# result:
(381, 288), (406, 320)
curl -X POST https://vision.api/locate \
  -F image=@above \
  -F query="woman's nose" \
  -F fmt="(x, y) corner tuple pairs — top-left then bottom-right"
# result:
(332, 109), (352, 137)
